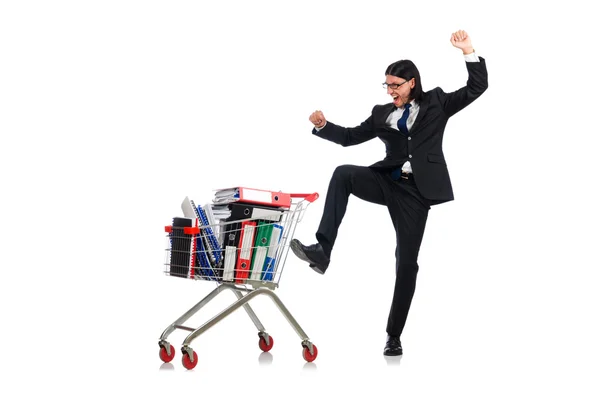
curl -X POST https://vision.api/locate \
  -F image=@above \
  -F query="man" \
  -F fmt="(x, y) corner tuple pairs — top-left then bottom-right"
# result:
(290, 30), (488, 356)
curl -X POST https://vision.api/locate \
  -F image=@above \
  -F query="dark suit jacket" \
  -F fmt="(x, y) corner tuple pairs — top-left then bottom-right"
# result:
(313, 57), (488, 205)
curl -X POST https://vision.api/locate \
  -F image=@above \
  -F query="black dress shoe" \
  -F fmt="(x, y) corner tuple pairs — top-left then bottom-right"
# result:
(290, 239), (330, 274)
(383, 335), (403, 356)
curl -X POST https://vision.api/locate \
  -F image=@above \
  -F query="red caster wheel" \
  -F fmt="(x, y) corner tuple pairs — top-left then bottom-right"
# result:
(259, 335), (274, 352)
(182, 350), (198, 370)
(159, 345), (175, 363)
(302, 344), (318, 362)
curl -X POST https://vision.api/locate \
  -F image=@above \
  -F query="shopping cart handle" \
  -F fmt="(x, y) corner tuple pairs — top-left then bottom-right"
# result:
(290, 192), (319, 203)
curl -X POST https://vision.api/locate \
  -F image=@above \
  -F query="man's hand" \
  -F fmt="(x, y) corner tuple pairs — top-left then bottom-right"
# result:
(309, 110), (327, 129)
(450, 30), (474, 55)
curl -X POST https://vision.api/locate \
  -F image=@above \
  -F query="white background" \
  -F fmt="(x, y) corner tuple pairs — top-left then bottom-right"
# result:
(1, 0), (599, 395)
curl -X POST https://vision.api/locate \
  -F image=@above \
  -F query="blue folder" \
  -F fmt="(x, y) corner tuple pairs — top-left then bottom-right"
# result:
(197, 205), (223, 266)
(262, 224), (283, 281)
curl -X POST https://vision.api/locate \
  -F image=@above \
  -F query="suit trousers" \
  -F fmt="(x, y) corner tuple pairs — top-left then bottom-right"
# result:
(315, 165), (431, 337)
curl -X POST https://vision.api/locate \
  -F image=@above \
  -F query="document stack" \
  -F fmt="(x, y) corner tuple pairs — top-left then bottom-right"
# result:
(208, 204), (231, 246)
(170, 188), (290, 285)
(220, 201), (286, 284)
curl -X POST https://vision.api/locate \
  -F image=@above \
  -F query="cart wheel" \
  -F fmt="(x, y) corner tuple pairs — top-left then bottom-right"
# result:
(258, 335), (274, 352)
(159, 345), (175, 363)
(302, 344), (318, 362)
(182, 350), (198, 370)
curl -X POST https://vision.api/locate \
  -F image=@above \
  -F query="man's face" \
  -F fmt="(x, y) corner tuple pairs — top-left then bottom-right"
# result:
(385, 75), (415, 107)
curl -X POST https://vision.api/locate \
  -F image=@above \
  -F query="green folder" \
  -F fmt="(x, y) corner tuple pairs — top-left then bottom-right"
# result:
(249, 221), (273, 279)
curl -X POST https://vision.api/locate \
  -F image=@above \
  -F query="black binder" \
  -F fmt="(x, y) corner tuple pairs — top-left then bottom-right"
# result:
(169, 217), (194, 278)
(223, 221), (242, 251)
(226, 202), (284, 222)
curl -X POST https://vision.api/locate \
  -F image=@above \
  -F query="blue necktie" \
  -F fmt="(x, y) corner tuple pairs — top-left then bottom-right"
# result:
(397, 103), (411, 135)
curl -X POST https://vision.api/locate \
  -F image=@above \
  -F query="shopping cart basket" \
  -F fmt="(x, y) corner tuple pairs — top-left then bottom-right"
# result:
(158, 192), (319, 369)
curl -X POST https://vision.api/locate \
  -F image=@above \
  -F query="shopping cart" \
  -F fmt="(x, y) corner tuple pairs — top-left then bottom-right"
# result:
(158, 192), (319, 369)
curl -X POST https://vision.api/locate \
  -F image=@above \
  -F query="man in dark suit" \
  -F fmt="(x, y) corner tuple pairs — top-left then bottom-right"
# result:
(290, 30), (488, 356)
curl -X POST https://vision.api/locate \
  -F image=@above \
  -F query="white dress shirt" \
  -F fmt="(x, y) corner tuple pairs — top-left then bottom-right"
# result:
(386, 99), (420, 173)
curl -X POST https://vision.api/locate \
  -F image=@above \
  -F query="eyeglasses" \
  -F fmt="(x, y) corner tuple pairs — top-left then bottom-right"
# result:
(382, 80), (411, 90)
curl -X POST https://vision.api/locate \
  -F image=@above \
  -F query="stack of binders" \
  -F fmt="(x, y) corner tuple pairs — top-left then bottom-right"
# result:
(172, 188), (290, 284)
(220, 201), (286, 283)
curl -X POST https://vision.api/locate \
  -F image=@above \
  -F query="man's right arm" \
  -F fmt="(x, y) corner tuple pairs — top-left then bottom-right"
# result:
(310, 108), (377, 147)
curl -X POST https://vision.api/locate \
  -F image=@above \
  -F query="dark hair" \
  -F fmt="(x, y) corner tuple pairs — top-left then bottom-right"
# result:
(385, 60), (424, 103)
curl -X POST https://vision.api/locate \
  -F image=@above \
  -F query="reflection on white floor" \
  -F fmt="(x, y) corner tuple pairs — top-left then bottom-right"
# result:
(383, 355), (402, 366)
